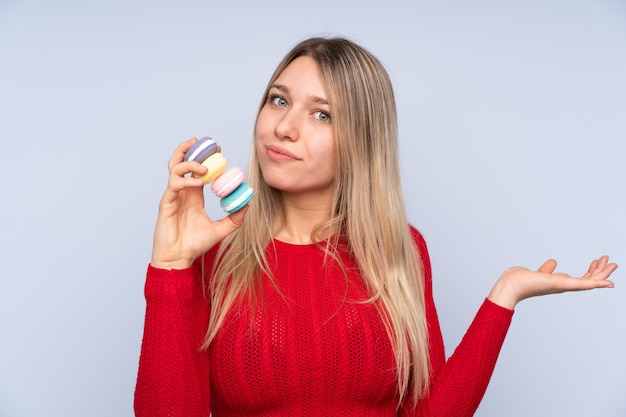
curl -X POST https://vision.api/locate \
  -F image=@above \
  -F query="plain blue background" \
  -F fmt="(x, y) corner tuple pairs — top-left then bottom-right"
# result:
(1, 1), (624, 416)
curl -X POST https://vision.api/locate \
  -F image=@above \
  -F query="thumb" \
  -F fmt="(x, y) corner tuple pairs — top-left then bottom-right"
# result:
(538, 258), (557, 274)
(213, 205), (249, 240)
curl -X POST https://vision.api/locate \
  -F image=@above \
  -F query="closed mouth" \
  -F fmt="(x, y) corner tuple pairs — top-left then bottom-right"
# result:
(266, 144), (301, 161)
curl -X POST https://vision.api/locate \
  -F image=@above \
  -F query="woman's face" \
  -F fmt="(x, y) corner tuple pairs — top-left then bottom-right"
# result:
(255, 56), (336, 201)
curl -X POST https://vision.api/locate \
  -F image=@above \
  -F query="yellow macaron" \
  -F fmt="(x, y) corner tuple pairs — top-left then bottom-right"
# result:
(194, 152), (227, 184)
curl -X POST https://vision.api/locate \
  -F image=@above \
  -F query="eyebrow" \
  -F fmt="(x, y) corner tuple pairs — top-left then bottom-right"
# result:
(270, 84), (329, 106)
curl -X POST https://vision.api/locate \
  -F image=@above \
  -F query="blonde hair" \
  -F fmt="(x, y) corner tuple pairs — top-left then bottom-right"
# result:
(203, 37), (429, 406)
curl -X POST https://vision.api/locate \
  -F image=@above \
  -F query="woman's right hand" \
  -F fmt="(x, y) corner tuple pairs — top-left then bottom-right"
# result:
(150, 138), (248, 270)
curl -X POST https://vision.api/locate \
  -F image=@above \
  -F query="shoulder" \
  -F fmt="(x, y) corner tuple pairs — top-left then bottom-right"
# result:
(408, 224), (432, 278)
(408, 225), (429, 257)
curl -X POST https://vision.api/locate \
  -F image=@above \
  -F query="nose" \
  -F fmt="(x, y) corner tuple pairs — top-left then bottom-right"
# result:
(274, 109), (300, 142)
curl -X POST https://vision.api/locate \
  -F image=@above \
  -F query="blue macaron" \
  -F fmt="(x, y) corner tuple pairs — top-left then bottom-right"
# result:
(220, 182), (254, 213)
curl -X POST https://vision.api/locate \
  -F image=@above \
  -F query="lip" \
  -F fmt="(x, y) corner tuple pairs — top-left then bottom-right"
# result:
(265, 144), (301, 162)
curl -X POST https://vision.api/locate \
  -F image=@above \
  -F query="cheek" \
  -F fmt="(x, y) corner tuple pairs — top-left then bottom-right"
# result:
(254, 119), (269, 158)
(255, 140), (268, 173)
(255, 106), (273, 136)
(316, 138), (337, 174)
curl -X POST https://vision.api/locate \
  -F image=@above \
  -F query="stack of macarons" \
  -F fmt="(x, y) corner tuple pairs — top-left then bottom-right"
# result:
(184, 136), (254, 214)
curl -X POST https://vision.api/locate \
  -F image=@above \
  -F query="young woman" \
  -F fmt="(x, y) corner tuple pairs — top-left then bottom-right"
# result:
(134, 37), (617, 417)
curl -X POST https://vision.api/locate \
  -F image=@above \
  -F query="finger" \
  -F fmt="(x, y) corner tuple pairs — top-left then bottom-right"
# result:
(167, 137), (198, 171)
(228, 205), (249, 227)
(585, 256), (616, 280)
(167, 175), (205, 194)
(591, 257), (608, 277)
(591, 261), (618, 280)
(213, 205), (249, 240)
(585, 259), (599, 277)
(160, 177), (205, 208)
(561, 276), (615, 291)
(160, 160), (208, 208)
(538, 259), (557, 274)
(582, 258), (601, 279)
(170, 160), (208, 179)
(166, 161), (208, 195)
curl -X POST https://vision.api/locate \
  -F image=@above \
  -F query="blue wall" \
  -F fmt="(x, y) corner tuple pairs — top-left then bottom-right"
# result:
(1, 1), (624, 415)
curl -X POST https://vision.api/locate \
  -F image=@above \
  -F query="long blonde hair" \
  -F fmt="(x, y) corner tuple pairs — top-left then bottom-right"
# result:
(203, 37), (429, 406)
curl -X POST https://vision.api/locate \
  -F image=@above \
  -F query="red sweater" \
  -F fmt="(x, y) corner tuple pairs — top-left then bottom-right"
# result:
(134, 231), (513, 416)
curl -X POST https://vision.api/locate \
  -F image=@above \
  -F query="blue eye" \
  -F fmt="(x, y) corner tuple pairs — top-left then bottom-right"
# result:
(270, 95), (288, 107)
(313, 110), (331, 122)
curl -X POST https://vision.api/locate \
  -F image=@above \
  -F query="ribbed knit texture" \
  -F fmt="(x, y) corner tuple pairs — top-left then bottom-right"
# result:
(134, 230), (513, 417)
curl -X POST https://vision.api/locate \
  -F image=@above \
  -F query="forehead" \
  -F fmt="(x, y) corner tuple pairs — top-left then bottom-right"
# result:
(274, 56), (327, 97)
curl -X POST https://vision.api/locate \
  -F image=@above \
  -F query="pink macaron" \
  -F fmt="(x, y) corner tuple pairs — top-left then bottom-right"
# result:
(211, 166), (245, 198)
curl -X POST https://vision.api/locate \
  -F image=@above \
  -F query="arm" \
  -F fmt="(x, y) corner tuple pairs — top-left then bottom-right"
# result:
(410, 298), (512, 417)
(135, 138), (249, 416)
(406, 232), (617, 417)
(134, 263), (211, 417)
(404, 231), (513, 417)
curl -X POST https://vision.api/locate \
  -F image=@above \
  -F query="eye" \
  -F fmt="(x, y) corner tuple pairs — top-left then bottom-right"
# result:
(269, 94), (288, 107)
(313, 110), (331, 123)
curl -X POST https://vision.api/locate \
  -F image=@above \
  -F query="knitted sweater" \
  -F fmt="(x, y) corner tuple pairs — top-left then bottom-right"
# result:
(134, 230), (513, 416)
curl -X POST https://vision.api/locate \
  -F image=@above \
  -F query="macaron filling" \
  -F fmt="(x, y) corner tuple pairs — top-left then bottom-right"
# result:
(185, 137), (218, 162)
(220, 183), (254, 213)
(195, 153), (227, 183)
(212, 167), (244, 198)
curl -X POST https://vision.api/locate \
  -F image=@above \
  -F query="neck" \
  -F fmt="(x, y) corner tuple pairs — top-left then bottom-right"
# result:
(274, 191), (334, 245)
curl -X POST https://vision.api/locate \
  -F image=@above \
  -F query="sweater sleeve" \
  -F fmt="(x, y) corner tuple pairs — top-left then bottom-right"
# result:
(134, 262), (211, 417)
(405, 229), (514, 417)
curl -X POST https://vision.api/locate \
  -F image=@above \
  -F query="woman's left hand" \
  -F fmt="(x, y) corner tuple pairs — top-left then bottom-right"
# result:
(488, 256), (618, 310)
